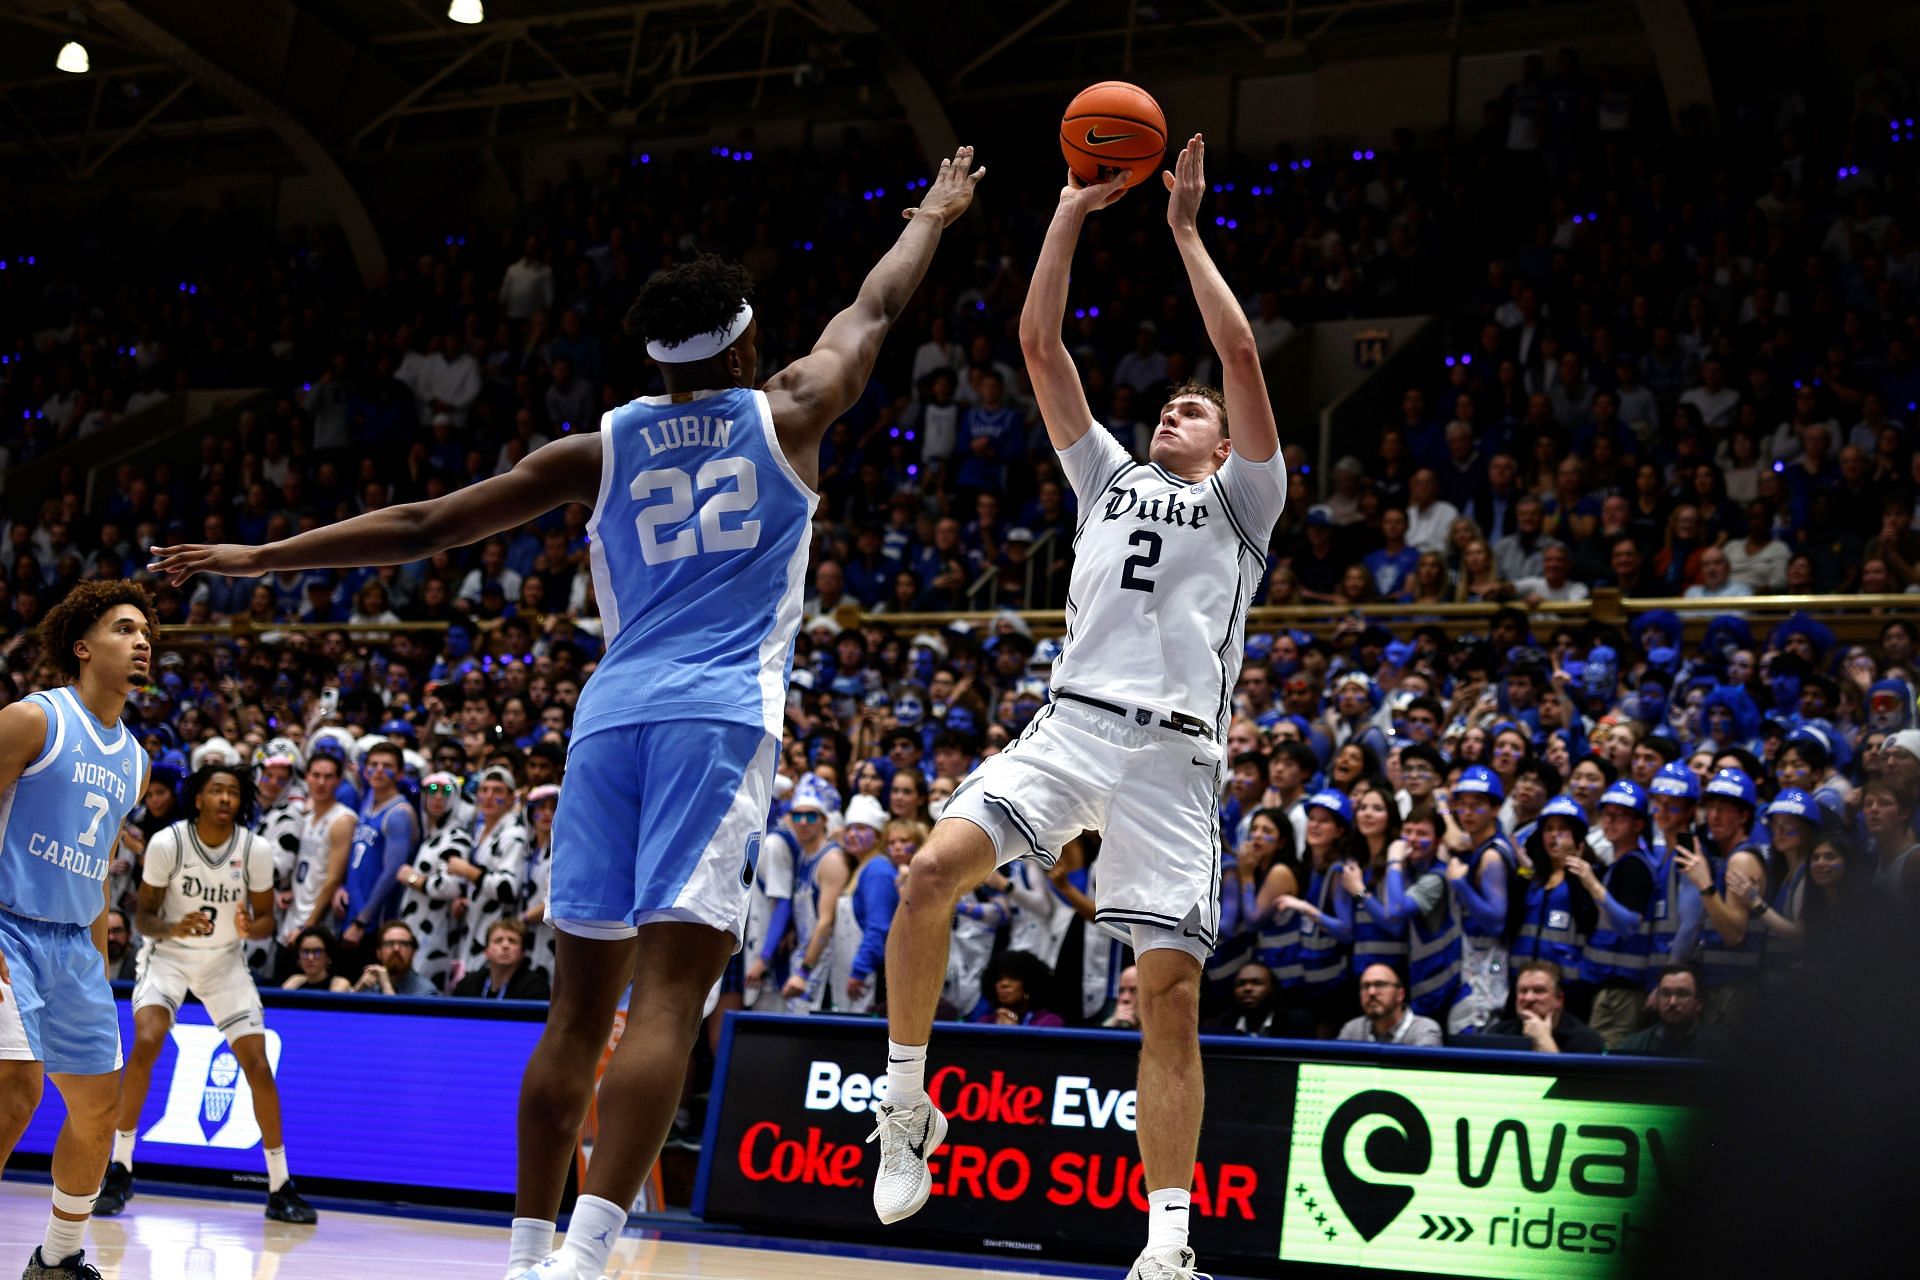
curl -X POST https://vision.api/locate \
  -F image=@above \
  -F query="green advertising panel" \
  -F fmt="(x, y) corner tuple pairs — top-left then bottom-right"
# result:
(1280, 1064), (1690, 1278)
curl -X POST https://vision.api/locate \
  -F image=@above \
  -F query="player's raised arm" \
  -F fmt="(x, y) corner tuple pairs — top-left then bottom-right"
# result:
(1164, 134), (1279, 464)
(147, 432), (603, 585)
(1018, 173), (1129, 452)
(763, 145), (985, 448)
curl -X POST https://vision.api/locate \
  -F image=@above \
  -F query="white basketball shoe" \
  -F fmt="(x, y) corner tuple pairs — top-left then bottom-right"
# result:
(866, 1098), (950, 1224)
(1125, 1246), (1212, 1279)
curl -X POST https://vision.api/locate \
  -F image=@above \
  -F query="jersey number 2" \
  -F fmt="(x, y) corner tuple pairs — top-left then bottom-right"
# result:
(632, 458), (761, 565)
(1120, 530), (1163, 592)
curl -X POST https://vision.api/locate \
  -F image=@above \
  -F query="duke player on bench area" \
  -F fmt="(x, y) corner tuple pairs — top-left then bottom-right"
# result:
(151, 144), (985, 1280)
(94, 761), (317, 1224)
(0, 582), (154, 1280)
(869, 136), (1285, 1280)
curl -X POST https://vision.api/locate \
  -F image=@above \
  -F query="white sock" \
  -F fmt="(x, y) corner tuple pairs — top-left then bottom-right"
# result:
(508, 1217), (556, 1272)
(559, 1195), (626, 1277)
(111, 1129), (136, 1170)
(885, 1039), (928, 1110)
(264, 1146), (290, 1192)
(1146, 1187), (1191, 1256)
(43, 1205), (89, 1263)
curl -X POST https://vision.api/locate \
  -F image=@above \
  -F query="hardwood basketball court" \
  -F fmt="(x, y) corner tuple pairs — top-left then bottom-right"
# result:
(0, 1182), (1104, 1280)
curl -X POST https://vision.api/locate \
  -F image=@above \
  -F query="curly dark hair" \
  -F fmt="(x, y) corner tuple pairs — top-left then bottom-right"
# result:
(983, 948), (1057, 1011)
(184, 762), (258, 827)
(35, 580), (157, 680)
(624, 253), (754, 349)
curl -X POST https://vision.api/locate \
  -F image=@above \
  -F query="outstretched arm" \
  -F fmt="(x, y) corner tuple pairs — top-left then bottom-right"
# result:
(764, 146), (985, 463)
(1164, 135), (1279, 464)
(149, 433), (602, 584)
(1018, 173), (1129, 452)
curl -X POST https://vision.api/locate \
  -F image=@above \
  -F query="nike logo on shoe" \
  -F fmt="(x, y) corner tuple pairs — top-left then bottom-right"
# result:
(1085, 127), (1139, 146)
(911, 1111), (932, 1159)
(1192, 757), (1210, 767)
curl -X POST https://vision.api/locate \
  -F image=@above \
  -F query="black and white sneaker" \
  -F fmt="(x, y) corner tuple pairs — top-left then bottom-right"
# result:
(266, 1177), (319, 1224)
(93, 1162), (133, 1217)
(21, 1248), (104, 1279)
(866, 1099), (949, 1225)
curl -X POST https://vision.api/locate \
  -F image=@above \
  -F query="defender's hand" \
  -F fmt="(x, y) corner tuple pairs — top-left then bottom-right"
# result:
(901, 145), (987, 227)
(146, 543), (261, 586)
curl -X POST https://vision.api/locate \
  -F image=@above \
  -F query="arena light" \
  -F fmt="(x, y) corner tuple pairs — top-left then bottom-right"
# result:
(56, 40), (89, 73)
(447, 0), (484, 24)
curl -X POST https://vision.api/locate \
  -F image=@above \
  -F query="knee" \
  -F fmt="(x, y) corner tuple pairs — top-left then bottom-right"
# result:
(234, 1046), (273, 1084)
(1137, 968), (1202, 1034)
(904, 842), (985, 908)
(65, 1084), (119, 1131)
(0, 1076), (41, 1133)
(129, 1030), (167, 1066)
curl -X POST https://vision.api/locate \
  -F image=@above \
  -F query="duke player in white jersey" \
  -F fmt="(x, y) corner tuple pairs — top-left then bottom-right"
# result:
(869, 137), (1285, 1280)
(152, 145), (986, 1280)
(95, 763), (317, 1224)
(0, 582), (153, 1280)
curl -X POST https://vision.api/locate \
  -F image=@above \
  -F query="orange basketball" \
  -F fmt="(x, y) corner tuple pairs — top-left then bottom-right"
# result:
(1060, 81), (1167, 189)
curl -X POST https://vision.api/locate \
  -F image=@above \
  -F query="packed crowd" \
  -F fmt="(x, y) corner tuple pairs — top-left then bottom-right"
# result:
(0, 49), (1916, 1047)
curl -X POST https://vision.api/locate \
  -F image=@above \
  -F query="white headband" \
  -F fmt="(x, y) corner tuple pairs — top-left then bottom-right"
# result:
(646, 303), (753, 364)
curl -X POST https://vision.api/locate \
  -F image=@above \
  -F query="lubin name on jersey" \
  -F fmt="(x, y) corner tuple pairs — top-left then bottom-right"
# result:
(638, 414), (735, 456)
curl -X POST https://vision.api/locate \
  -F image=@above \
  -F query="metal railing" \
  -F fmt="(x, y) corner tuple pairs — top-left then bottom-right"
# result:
(962, 528), (1064, 609)
(855, 591), (1918, 646)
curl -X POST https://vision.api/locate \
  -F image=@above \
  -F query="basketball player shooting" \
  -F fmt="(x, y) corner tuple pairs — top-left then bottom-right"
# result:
(868, 134), (1283, 1280)
(150, 144), (985, 1280)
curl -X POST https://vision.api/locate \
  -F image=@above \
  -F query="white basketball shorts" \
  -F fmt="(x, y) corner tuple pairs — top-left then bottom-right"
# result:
(942, 698), (1224, 963)
(133, 942), (266, 1045)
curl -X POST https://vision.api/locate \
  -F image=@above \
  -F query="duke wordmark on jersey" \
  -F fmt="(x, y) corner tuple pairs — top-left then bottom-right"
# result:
(1100, 483), (1212, 530)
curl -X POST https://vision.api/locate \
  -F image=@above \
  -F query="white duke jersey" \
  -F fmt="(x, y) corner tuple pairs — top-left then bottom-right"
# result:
(577, 387), (819, 741)
(1051, 426), (1286, 732)
(283, 804), (353, 945)
(142, 821), (274, 951)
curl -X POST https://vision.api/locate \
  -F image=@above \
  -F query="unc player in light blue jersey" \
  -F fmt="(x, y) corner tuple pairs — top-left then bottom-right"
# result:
(152, 144), (985, 1280)
(0, 581), (155, 1280)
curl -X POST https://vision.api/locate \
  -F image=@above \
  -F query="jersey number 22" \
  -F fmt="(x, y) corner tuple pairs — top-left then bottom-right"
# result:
(633, 458), (761, 565)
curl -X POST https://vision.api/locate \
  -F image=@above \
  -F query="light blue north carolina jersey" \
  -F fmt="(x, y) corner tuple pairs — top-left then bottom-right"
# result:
(0, 686), (147, 925)
(576, 386), (818, 740)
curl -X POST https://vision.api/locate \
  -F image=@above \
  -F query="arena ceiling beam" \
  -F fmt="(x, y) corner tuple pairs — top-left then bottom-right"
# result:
(1635, 0), (1717, 129)
(88, 0), (390, 284)
(802, 0), (958, 162)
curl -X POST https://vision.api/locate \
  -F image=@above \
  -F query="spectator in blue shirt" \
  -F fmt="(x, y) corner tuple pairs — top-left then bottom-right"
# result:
(1364, 508), (1422, 598)
(953, 370), (1025, 498)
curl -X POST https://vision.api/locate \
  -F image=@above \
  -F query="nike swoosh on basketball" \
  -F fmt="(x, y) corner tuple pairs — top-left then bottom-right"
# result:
(1084, 127), (1138, 146)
